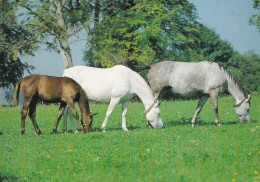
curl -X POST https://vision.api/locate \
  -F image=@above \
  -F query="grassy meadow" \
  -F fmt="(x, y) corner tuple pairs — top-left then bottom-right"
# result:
(0, 96), (259, 182)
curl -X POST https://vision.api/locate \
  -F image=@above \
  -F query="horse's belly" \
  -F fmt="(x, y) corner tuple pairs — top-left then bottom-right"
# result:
(84, 86), (133, 103)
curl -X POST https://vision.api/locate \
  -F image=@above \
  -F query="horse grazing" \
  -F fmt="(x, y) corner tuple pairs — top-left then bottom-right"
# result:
(13, 75), (96, 135)
(62, 65), (163, 132)
(147, 61), (251, 127)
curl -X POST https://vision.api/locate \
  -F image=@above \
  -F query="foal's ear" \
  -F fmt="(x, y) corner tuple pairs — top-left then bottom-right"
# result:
(90, 113), (98, 116)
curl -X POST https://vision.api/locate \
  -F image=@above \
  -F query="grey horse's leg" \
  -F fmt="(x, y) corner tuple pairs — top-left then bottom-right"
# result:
(210, 89), (221, 127)
(191, 96), (209, 128)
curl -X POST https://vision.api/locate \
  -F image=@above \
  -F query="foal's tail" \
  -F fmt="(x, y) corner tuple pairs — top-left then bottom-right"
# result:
(13, 80), (22, 106)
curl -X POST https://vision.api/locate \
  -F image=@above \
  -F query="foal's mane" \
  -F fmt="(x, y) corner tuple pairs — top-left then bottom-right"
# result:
(213, 62), (246, 95)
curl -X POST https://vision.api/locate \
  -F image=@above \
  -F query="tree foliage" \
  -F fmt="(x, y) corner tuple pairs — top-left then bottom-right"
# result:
(250, 0), (260, 32)
(0, 0), (35, 90)
(85, 0), (200, 70)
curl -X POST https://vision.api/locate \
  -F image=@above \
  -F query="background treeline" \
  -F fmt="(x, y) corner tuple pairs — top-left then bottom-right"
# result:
(0, 0), (259, 102)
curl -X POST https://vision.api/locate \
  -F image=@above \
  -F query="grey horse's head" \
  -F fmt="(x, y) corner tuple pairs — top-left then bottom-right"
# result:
(234, 94), (251, 124)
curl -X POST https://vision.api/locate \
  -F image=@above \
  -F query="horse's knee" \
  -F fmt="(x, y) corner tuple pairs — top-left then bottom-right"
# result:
(21, 109), (27, 118)
(21, 128), (25, 135)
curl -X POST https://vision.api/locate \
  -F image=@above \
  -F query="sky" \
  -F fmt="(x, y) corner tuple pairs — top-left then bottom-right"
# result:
(0, 0), (260, 102)
(22, 0), (259, 78)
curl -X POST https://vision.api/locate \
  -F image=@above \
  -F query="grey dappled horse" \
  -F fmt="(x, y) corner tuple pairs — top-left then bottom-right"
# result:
(147, 61), (251, 127)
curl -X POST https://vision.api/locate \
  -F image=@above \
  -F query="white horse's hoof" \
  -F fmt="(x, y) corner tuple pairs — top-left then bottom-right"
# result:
(74, 130), (79, 134)
(191, 124), (195, 128)
(122, 128), (128, 132)
(102, 128), (106, 132)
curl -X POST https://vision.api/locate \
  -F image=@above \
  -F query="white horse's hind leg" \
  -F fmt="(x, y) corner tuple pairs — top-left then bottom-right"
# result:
(122, 101), (130, 131)
(62, 107), (69, 133)
(191, 96), (208, 128)
(210, 89), (221, 127)
(101, 97), (121, 132)
(68, 110), (78, 133)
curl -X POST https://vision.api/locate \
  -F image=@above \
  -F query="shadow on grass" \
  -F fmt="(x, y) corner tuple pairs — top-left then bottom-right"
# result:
(0, 173), (18, 181)
(92, 125), (142, 132)
(165, 117), (239, 127)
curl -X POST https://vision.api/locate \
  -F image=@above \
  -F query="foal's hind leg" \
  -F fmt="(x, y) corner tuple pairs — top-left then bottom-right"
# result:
(191, 96), (208, 128)
(210, 89), (221, 127)
(29, 100), (42, 134)
(20, 99), (32, 135)
(52, 103), (66, 134)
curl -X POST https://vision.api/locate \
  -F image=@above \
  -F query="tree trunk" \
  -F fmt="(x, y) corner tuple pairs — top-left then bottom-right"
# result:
(54, 0), (73, 69)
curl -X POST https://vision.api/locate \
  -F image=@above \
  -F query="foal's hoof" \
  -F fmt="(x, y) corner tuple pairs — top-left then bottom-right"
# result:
(52, 131), (57, 135)
(37, 131), (42, 135)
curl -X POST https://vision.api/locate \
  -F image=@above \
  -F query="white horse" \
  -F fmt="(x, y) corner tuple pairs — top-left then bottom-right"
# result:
(147, 61), (251, 127)
(62, 65), (163, 132)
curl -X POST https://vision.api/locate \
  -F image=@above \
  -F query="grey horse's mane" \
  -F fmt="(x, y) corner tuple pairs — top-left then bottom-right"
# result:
(211, 62), (246, 95)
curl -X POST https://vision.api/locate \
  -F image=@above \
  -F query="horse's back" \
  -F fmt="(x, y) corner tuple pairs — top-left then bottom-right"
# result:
(21, 75), (80, 101)
(149, 61), (227, 94)
(63, 65), (135, 101)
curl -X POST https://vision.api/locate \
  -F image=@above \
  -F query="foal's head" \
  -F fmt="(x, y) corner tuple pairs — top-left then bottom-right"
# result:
(234, 94), (251, 124)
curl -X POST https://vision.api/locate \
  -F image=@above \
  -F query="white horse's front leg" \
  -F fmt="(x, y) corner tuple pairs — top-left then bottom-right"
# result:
(101, 97), (120, 132)
(122, 101), (129, 131)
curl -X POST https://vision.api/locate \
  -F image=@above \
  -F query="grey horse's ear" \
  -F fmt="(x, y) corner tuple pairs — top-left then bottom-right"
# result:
(247, 94), (252, 100)
(156, 100), (160, 105)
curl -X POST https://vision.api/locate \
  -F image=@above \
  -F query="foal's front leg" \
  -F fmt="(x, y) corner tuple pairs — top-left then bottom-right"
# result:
(53, 103), (66, 134)
(29, 100), (42, 134)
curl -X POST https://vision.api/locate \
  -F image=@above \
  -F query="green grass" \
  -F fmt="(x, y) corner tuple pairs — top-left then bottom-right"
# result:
(0, 96), (259, 182)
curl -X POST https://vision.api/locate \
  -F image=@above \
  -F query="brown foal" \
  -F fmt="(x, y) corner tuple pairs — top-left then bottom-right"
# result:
(13, 75), (96, 135)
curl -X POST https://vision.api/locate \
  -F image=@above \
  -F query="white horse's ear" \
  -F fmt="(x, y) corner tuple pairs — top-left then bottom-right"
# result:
(155, 100), (160, 105)
(247, 94), (252, 100)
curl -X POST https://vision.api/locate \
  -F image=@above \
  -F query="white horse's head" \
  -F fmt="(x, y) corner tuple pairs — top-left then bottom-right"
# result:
(144, 100), (163, 128)
(235, 94), (251, 124)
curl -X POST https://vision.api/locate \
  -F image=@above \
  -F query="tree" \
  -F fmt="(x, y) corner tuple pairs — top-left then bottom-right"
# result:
(190, 24), (234, 65)
(250, 0), (260, 33)
(84, 0), (201, 70)
(0, 0), (35, 90)
(8, 0), (99, 70)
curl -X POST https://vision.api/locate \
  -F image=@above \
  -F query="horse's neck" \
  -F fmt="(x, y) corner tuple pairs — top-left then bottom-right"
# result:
(131, 74), (154, 109)
(78, 89), (90, 115)
(226, 75), (245, 104)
